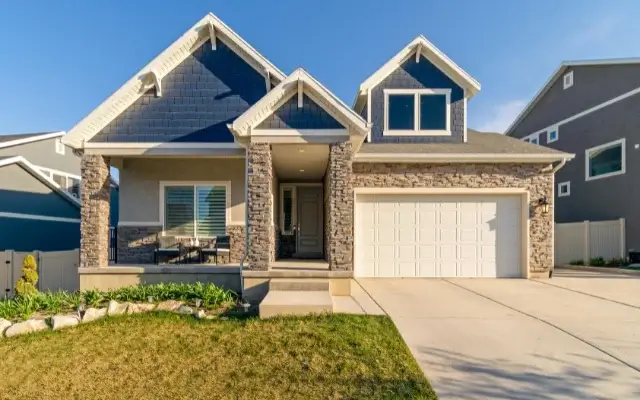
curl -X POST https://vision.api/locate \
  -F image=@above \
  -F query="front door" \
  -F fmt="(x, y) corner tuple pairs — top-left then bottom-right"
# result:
(295, 186), (323, 258)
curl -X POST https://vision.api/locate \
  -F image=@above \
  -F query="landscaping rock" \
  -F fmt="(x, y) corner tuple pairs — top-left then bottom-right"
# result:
(156, 300), (183, 312)
(194, 310), (206, 319)
(5, 319), (48, 338)
(107, 300), (128, 316)
(82, 307), (107, 323)
(175, 305), (193, 315)
(127, 303), (156, 314)
(0, 318), (12, 337)
(51, 315), (79, 330)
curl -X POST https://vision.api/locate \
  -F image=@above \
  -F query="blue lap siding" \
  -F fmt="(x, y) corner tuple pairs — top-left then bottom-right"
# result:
(257, 94), (344, 129)
(91, 39), (268, 143)
(0, 219), (79, 251)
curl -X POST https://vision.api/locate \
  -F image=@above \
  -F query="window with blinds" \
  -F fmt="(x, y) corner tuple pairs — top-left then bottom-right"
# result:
(163, 184), (227, 237)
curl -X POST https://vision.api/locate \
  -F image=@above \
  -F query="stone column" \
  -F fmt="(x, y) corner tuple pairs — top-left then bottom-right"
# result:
(80, 155), (111, 268)
(327, 142), (353, 270)
(246, 143), (273, 270)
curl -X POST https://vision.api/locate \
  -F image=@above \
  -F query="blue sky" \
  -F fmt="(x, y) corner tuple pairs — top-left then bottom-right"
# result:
(1, 0), (639, 136)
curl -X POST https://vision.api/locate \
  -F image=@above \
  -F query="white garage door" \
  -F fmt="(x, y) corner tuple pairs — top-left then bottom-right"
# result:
(355, 194), (522, 278)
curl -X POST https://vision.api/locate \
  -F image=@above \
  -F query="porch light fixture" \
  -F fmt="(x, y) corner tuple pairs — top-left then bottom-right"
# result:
(537, 197), (550, 214)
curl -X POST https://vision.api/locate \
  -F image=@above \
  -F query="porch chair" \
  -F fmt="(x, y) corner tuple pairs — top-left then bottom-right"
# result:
(199, 235), (231, 265)
(154, 235), (184, 264)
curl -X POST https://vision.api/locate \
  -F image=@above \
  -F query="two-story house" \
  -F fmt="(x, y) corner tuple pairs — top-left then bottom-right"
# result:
(505, 59), (640, 254)
(62, 13), (571, 300)
(0, 131), (118, 251)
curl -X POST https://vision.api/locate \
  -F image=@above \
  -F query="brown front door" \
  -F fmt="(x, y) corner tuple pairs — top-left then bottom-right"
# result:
(295, 186), (323, 258)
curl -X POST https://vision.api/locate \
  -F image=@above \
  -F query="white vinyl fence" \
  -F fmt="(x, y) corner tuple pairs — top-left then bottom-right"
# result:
(555, 219), (625, 266)
(1, 249), (79, 298)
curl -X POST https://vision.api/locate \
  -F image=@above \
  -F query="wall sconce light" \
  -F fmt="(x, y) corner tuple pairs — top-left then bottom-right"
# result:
(537, 197), (550, 214)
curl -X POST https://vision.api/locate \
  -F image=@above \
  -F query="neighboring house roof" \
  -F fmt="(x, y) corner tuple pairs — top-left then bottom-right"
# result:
(353, 35), (481, 111)
(63, 12), (286, 149)
(0, 131), (65, 149)
(0, 156), (81, 207)
(230, 68), (371, 137)
(355, 129), (574, 162)
(504, 58), (640, 136)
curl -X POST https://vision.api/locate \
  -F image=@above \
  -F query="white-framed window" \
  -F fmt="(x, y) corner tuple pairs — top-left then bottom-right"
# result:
(523, 133), (539, 144)
(383, 88), (451, 136)
(159, 181), (230, 238)
(585, 138), (625, 181)
(547, 126), (559, 143)
(38, 166), (81, 198)
(563, 71), (574, 90)
(280, 186), (295, 235)
(55, 138), (65, 155)
(558, 181), (570, 197)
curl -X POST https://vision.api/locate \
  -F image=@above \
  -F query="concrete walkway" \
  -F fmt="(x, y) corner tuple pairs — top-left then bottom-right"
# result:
(359, 277), (640, 400)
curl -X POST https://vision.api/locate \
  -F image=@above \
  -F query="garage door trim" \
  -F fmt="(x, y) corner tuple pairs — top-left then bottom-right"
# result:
(353, 187), (530, 278)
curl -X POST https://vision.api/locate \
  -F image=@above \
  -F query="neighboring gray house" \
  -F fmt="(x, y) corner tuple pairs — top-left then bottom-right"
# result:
(505, 59), (640, 252)
(0, 132), (118, 251)
(63, 11), (572, 294)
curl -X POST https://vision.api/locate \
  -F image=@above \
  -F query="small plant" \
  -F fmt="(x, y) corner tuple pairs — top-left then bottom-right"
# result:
(15, 255), (39, 297)
(569, 259), (584, 266)
(589, 257), (606, 267)
(605, 257), (627, 267)
(83, 290), (103, 308)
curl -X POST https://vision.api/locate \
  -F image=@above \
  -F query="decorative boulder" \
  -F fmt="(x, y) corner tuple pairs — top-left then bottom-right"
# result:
(0, 318), (12, 337)
(156, 300), (183, 312)
(126, 303), (155, 314)
(175, 305), (194, 315)
(82, 307), (107, 323)
(5, 319), (48, 338)
(51, 315), (79, 330)
(107, 300), (128, 316)
(194, 310), (206, 319)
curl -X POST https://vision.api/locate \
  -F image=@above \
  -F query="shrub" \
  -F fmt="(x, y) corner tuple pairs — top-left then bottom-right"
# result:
(15, 255), (39, 297)
(569, 259), (584, 266)
(605, 257), (627, 267)
(589, 257), (606, 267)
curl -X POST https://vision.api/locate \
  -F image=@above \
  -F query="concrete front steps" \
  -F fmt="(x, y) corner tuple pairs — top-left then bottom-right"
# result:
(259, 278), (334, 319)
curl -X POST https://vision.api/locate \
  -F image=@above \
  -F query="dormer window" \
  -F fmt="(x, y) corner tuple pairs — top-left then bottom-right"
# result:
(383, 89), (451, 136)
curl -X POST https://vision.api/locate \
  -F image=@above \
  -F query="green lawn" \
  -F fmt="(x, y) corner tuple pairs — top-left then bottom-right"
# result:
(0, 313), (436, 400)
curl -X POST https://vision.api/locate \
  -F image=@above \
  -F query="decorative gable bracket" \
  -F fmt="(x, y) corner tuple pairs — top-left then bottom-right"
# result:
(141, 69), (162, 97)
(207, 21), (217, 50)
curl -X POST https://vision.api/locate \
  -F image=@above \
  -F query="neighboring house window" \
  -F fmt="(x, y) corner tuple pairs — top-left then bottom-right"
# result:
(55, 138), (65, 155)
(281, 186), (294, 235)
(563, 71), (574, 89)
(585, 138), (626, 181)
(558, 181), (570, 197)
(162, 182), (228, 237)
(383, 89), (451, 136)
(547, 127), (559, 143)
(39, 168), (52, 178)
(68, 177), (81, 198)
(529, 134), (539, 145)
(52, 173), (66, 188)
(38, 166), (81, 197)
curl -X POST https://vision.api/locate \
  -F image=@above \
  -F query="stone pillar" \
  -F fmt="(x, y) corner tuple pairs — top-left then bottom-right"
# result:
(327, 142), (353, 270)
(246, 143), (273, 270)
(80, 155), (111, 268)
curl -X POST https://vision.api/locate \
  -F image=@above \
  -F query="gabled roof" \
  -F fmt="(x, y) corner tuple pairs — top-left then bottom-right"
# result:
(354, 35), (481, 109)
(0, 156), (81, 207)
(63, 12), (286, 148)
(230, 68), (371, 136)
(504, 58), (640, 136)
(0, 131), (64, 149)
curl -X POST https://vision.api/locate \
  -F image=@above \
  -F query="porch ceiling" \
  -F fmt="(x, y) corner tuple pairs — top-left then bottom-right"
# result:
(271, 144), (328, 181)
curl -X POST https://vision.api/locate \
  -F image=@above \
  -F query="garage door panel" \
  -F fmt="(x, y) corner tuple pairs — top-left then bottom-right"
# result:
(356, 194), (522, 278)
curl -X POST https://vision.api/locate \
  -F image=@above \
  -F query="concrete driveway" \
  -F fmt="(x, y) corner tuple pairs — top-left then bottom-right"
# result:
(358, 270), (640, 400)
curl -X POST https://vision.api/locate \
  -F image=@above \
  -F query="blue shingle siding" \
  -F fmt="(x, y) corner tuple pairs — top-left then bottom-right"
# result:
(370, 55), (465, 143)
(0, 218), (79, 251)
(256, 94), (344, 129)
(91, 40), (268, 143)
(359, 101), (368, 122)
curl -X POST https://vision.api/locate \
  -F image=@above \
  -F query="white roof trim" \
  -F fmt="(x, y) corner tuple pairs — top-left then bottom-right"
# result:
(63, 12), (286, 149)
(231, 68), (371, 137)
(354, 152), (574, 163)
(0, 156), (81, 207)
(0, 131), (65, 149)
(356, 35), (481, 101)
(505, 58), (640, 136)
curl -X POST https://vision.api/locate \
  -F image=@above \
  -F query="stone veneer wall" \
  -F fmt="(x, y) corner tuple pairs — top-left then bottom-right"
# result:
(117, 225), (245, 264)
(327, 142), (354, 270)
(246, 143), (273, 270)
(80, 155), (111, 268)
(352, 163), (554, 275)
